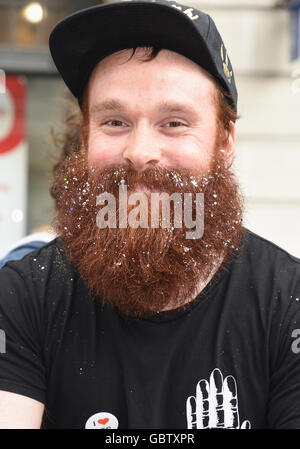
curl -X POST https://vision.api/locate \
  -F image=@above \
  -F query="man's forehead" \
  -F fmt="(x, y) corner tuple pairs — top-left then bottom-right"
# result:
(87, 47), (218, 106)
(91, 47), (212, 76)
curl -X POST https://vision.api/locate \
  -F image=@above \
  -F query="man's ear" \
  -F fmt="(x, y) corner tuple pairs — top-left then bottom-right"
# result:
(222, 121), (236, 168)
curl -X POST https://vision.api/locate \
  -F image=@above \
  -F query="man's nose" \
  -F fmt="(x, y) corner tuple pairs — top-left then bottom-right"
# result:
(122, 124), (161, 171)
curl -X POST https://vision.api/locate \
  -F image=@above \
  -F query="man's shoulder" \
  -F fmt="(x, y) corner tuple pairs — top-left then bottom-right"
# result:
(1, 236), (72, 273)
(241, 228), (300, 268)
(235, 228), (300, 299)
(0, 237), (92, 330)
(0, 237), (80, 298)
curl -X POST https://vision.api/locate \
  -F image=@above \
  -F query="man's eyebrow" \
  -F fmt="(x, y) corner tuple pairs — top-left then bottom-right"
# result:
(90, 99), (126, 115)
(158, 101), (199, 116)
(90, 99), (199, 116)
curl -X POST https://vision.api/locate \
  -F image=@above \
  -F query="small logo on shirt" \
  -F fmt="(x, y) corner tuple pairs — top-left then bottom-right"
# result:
(85, 412), (119, 429)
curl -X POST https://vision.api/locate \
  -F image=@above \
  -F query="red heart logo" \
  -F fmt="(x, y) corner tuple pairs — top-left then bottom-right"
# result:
(98, 418), (109, 425)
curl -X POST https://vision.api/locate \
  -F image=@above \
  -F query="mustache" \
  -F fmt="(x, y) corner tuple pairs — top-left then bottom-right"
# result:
(67, 153), (224, 200)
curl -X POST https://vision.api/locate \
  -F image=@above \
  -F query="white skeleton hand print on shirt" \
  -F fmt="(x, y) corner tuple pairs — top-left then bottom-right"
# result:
(186, 368), (251, 429)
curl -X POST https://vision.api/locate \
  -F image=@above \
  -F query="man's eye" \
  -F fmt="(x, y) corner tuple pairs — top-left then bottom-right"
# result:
(102, 120), (185, 128)
(104, 120), (127, 127)
(165, 121), (185, 128)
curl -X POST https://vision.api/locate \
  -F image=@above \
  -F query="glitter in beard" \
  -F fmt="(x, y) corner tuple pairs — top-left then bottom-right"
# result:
(52, 146), (245, 318)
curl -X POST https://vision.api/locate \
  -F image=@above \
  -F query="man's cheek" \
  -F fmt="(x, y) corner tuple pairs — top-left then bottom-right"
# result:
(87, 138), (123, 168)
(172, 145), (213, 172)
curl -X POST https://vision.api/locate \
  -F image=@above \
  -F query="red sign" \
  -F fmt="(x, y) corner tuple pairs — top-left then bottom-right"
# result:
(0, 76), (26, 155)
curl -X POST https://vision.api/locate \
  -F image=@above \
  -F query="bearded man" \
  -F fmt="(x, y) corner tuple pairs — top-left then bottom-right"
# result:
(0, 0), (300, 429)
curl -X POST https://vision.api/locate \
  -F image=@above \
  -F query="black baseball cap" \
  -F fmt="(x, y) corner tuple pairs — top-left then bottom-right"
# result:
(49, 0), (237, 111)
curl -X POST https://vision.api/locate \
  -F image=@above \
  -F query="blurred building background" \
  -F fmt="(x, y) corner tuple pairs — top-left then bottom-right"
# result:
(0, 0), (300, 256)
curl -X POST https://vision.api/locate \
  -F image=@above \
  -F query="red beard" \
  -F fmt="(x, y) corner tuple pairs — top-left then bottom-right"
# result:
(52, 146), (244, 318)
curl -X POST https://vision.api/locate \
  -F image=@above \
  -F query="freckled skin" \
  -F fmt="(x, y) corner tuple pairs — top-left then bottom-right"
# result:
(87, 48), (236, 172)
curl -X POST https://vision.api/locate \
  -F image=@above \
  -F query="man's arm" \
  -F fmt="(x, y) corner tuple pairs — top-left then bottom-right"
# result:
(0, 391), (44, 428)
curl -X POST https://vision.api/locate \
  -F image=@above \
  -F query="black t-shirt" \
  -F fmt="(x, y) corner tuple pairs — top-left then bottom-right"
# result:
(1, 228), (300, 429)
